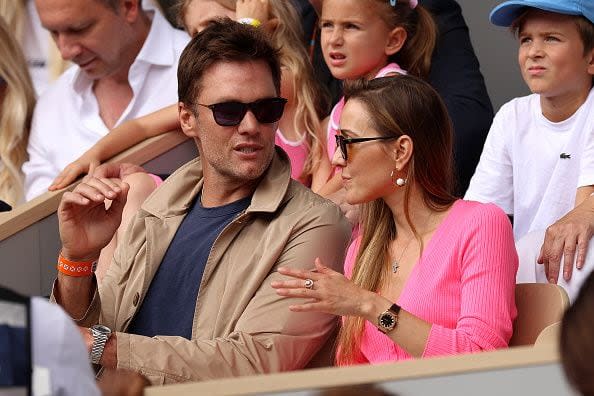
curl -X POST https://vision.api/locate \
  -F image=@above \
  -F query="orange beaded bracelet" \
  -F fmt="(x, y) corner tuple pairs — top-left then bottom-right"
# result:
(57, 254), (97, 277)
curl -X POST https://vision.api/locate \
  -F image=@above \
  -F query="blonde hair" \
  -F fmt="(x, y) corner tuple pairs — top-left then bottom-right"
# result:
(336, 76), (456, 365)
(267, 0), (327, 184)
(177, 0), (328, 184)
(0, 16), (36, 206)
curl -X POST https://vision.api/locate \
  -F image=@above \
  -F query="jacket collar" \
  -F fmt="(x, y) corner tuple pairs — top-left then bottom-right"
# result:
(141, 146), (292, 219)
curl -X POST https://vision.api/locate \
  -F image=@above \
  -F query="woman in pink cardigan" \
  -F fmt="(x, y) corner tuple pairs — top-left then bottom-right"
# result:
(272, 75), (518, 365)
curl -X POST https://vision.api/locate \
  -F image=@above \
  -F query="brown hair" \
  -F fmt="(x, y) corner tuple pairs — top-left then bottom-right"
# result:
(333, 0), (437, 78)
(336, 75), (456, 364)
(175, 0), (328, 184)
(561, 271), (594, 396)
(177, 18), (281, 106)
(511, 9), (594, 54)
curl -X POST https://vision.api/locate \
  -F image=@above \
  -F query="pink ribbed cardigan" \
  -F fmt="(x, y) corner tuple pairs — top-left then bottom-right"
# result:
(342, 200), (518, 364)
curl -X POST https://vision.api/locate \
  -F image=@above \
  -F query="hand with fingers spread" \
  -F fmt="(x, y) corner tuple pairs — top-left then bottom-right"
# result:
(272, 258), (378, 318)
(236, 0), (270, 25)
(58, 175), (130, 262)
(538, 198), (594, 283)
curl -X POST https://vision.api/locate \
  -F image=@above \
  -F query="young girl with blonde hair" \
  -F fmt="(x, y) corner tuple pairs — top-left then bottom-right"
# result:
(50, 0), (329, 189)
(0, 16), (36, 207)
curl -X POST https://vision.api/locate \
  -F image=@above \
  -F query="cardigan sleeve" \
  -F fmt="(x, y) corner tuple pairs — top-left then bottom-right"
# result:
(422, 203), (518, 357)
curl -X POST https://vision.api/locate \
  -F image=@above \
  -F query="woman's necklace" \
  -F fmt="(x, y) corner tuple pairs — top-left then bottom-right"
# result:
(390, 212), (436, 274)
(391, 237), (414, 273)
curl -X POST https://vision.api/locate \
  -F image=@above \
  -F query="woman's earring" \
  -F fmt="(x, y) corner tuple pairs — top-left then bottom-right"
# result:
(390, 170), (407, 187)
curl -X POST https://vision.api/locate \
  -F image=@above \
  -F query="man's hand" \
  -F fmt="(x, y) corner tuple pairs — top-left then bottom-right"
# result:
(98, 368), (149, 396)
(538, 196), (594, 283)
(58, 176), (130, 261)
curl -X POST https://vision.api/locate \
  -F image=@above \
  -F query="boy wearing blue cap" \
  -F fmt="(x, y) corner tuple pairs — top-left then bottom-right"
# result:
(465, 0), (594, 299)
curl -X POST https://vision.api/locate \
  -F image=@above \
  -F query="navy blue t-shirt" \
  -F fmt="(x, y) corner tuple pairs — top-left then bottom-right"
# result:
(128, 194), (251, 339)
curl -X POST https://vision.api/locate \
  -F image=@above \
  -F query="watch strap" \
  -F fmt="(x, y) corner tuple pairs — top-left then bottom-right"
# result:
(90, 326), (111, 365)
(388, 303), (401, 315)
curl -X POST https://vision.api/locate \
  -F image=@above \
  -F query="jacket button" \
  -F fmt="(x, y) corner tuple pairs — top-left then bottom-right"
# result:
(133, 292), (140, 306)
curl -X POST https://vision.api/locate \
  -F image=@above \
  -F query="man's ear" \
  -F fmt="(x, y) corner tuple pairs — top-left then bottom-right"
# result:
(122, 0), (141, 23)
(178, 102), (198, 138)
(385, 26), (407, 57)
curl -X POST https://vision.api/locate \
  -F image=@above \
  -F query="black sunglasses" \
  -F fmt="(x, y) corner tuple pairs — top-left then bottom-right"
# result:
(335, 133), (395, 161)
(195, 97), (287, 127)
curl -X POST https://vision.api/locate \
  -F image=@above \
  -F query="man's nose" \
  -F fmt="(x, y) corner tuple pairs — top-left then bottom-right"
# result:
(55, 34), (82, 61)
(237, 110), (260, 135)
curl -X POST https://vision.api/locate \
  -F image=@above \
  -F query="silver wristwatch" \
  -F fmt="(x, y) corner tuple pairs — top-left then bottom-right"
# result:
(90, 324), (112, 365)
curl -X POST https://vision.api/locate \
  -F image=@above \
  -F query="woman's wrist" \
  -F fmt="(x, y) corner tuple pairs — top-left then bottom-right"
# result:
(359, 292), (392, 323)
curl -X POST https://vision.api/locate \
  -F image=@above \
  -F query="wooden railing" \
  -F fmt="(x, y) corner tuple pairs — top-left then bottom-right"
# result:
(146, 343), (573, 395)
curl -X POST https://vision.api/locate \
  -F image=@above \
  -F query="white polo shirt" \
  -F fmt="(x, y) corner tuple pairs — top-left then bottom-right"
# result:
(23, 10), (189, 201)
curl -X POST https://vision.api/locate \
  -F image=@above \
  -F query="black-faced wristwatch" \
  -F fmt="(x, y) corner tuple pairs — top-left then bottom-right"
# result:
(90, 324), (112, 365)
(377, 303), (401, 333)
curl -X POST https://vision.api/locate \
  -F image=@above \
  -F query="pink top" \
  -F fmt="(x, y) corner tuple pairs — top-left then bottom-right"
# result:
(326, 63), (407, 159)
(341, 200), (518, 365)
(275, 128), (308, 184)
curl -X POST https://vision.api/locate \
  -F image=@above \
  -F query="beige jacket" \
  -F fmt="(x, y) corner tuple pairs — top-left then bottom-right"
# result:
(75, 149), (350, 384)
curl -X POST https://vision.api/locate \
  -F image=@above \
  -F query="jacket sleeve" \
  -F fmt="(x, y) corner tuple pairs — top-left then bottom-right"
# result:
(422, 204), (518, 356)
(112, 201), (351, 385)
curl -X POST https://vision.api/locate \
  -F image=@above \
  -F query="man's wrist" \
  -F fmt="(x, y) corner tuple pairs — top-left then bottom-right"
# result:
(60, 248), (101, 263)
(100, 332), (118, 368)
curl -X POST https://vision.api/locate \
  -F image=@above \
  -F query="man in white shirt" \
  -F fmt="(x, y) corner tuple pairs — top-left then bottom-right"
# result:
(23, 0), (189, 200)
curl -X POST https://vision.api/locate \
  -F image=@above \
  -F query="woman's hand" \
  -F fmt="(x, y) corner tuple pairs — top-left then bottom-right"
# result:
(271, 258), (376, 317)
(49, 157), (100, 191)
(236, 0), (269, 24)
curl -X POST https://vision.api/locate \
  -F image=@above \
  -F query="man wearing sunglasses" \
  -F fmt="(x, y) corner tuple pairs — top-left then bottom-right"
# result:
(51, 19), (350, 384)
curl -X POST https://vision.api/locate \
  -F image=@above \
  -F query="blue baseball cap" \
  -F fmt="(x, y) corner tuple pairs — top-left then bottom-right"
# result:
(490, 0), (594, 27)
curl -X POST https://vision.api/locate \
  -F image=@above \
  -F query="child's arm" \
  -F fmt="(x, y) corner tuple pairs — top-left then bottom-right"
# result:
(49, 105), (179, 190)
